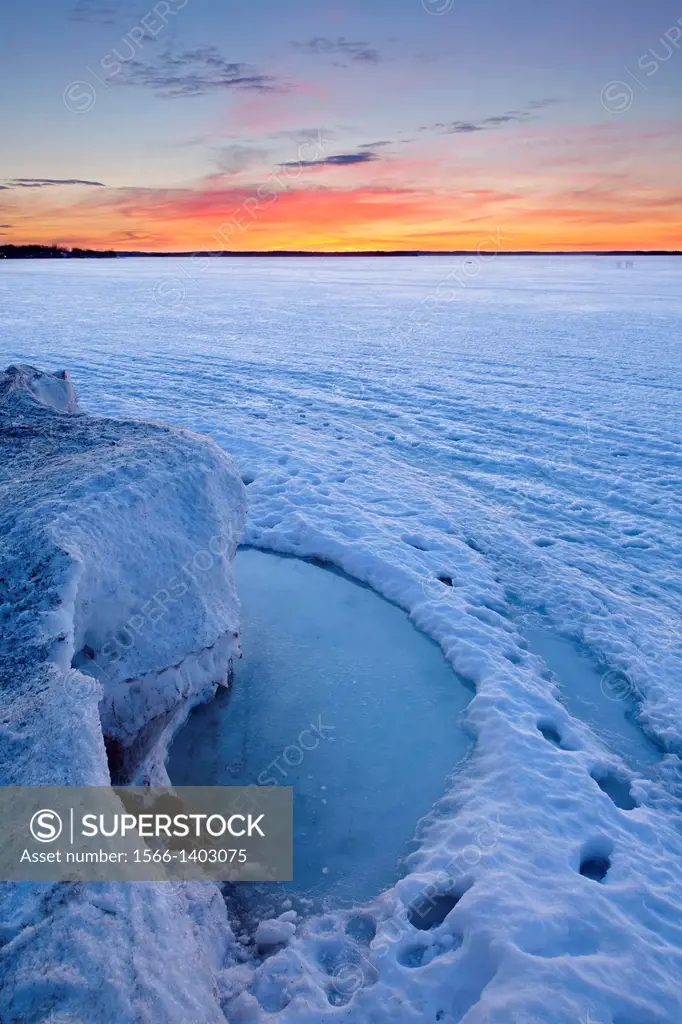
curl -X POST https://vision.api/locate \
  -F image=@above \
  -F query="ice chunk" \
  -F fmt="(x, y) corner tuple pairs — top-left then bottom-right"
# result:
(0, 363), (79, 413)
(0, 366), (246, 1023)
(254, 916), (297, 951)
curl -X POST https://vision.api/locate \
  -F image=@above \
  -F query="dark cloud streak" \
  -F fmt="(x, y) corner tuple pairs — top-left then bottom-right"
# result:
(424, 98), (562, 135)
(279, 151), (379, 169)
(118, 47), (278, 97)
(3, 179), (106, 188)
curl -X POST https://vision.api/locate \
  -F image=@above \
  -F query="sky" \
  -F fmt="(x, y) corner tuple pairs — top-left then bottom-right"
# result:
(1, 0), (681, 251)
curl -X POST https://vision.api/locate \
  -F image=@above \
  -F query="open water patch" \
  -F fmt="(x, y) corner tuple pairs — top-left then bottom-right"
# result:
(167, 548), (474, 909)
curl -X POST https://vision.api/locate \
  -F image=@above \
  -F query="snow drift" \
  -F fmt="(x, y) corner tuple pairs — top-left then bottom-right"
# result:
(0, 365), (247, 1022)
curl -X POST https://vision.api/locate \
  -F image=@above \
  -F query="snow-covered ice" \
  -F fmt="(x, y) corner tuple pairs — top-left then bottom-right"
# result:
(0, 363), (246, 1022)
(2, 255), (682, 1022)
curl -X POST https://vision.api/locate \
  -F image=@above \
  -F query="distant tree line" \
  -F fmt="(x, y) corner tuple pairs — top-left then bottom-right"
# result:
(0, 244), (116, 259)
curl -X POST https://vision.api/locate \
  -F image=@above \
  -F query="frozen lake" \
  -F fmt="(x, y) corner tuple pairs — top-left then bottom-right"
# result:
(3, 256), (682, 1021)
(168, 547), (473, 909)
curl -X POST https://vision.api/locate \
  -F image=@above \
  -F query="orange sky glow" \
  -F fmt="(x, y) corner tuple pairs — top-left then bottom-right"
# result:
(5, 175), (681, 252)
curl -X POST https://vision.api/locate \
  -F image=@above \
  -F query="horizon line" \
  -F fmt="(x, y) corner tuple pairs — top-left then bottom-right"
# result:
(2, 244), (681, 258)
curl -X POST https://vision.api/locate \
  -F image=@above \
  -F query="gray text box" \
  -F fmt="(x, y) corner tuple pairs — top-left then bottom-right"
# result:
(0, 786), (292, 882)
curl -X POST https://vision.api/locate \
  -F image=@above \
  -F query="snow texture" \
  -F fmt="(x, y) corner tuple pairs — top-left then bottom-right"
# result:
(0, 364), (247, 1022)
(2, 255), (682, 1024)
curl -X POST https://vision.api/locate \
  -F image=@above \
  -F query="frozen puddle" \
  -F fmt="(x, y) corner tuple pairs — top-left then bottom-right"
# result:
(167, 548), (473, 909)
(525, 627), (661, 776)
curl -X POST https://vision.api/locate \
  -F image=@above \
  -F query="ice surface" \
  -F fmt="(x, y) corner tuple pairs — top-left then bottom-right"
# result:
(524, 627), (661, 775)
(2, 257), (682, 1022)
(168, 548), (473, 907)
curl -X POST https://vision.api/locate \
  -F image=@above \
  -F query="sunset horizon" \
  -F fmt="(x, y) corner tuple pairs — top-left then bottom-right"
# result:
(2, 1), (681, 253)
